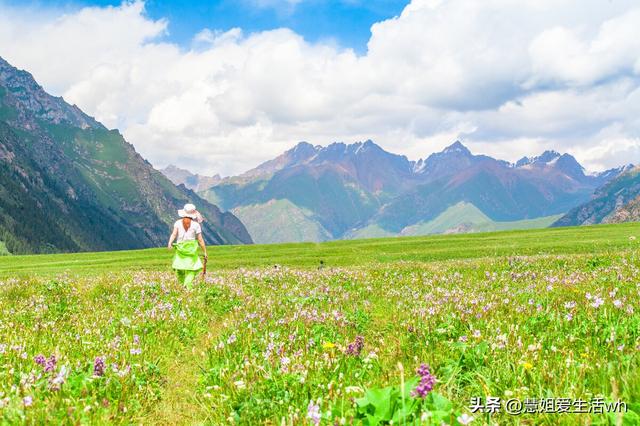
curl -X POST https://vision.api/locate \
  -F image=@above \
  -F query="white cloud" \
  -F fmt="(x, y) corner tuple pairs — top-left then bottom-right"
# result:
(528, 8), (640, 87)
(244, 0), (304, 16)
(1, 0), (640, 175)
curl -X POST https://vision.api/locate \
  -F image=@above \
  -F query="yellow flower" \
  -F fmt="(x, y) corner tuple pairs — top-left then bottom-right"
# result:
(521, 361), (533, 370)
(322, 342), (336, 350)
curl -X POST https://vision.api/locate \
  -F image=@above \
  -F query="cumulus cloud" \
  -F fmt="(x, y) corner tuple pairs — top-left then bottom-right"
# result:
(0, 0), (639, 175)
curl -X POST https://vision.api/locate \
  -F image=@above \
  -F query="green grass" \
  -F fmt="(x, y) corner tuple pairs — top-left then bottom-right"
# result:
(1, 224), (640, 424)
(2, 222), (639, 277)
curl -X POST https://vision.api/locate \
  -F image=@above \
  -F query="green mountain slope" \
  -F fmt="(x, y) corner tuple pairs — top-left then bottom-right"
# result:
(401, 202), (561, 235)
(346, 202), (561, 238)
(0, 57), (251, 254)
(201, 166), (382, 238)
(401, 202), (492, 235)
(554, 166), (640, 227)
(232, 199), (332, 244)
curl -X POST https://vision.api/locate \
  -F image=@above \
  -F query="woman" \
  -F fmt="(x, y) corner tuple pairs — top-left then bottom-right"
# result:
(167, 203), (208, 289)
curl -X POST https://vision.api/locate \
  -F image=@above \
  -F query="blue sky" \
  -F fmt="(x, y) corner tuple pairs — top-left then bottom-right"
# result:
(8, 0), (409, 52)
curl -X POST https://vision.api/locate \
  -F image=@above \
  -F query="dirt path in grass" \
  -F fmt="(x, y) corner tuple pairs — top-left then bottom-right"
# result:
(143, 318), (225, 425)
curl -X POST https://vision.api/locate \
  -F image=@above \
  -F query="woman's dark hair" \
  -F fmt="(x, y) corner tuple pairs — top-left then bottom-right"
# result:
(182, 217), (192, 231)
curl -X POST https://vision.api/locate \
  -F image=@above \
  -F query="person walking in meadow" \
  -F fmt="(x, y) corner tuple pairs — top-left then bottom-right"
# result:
(167, 203), (208, 289)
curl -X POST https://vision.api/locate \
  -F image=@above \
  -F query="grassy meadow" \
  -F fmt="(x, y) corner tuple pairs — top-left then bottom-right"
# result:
(1, 222), (639, 276)
(0, 223), (640, 424)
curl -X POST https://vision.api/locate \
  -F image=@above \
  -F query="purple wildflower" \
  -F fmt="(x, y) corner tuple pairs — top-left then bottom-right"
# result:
(591, 297), (604, 308)
(44, 355), (57, 373)
(23, 396), (33, 407)
(307, 400), (321, 425)
(412, 364), (436, 398)
(346, 335), (365, 357)
(34, 354), (46, 367)
(94, 356), (106, 377)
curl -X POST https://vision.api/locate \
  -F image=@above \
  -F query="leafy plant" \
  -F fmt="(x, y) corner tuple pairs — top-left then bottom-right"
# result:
(355, 377), (460, 425)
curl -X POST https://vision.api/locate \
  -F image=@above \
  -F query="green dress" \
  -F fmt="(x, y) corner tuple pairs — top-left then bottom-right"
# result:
(172, 239), (203, 288)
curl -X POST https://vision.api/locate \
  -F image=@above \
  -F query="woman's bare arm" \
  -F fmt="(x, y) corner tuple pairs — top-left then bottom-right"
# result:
(167, 227), (178, 249)
(197, 233), (208, 258)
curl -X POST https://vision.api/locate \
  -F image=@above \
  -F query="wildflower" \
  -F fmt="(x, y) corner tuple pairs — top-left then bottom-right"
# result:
(44, 355), (56, 372)
(521, 361), (533, 370)
(94, 357), (106, 377)
(34, 354), (46, 367)
(591, 297), (604, 308)
(23, 396), (33, 407)
(565, 313), (573, 321)
(613, 299), (623, 308)
(50, 365), (68, 391)
(457, 413), (475, 425)
(412, 364), (436, 398)
(493, 333), (508, 349)
(130, 348), (141, 355)
(307, 400), (321, 425)
(227, 334), (237, 344)
(346, 336), (364, 356)
(322, 342), (335, 350)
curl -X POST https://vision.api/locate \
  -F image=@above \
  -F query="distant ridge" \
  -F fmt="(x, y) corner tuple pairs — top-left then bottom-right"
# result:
(160, 164), (221, 192)
(554, 166), (640, 227)
(169, 139), (631, 243)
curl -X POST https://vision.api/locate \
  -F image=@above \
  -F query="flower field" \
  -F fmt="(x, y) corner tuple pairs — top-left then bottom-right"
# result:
(1, 246), (640, 425)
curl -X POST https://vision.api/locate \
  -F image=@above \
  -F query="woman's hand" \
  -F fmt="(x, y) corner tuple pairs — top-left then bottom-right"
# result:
(167, 227), (178, 249)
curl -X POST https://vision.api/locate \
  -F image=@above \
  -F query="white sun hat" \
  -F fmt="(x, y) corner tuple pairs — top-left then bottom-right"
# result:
(178, 203), (199, 220)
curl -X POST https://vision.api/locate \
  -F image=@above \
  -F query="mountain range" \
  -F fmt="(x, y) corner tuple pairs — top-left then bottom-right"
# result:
(0, 57), (251, 254)
(160, 164), (222, 192)
(554, 166), (640, 227)
(165, 140), (632, 243)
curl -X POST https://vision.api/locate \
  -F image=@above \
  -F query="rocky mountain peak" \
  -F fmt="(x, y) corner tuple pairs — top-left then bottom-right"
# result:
(516, 150), (562, 168)
(442, 140), (471, 156)
(289, 141), (320, 156)
(0, 56), (101, 130)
